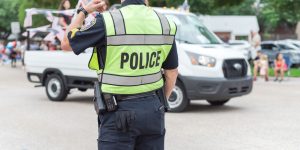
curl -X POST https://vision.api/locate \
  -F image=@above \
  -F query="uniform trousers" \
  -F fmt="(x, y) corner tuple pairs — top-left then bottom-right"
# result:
(98, 95), (165, 150)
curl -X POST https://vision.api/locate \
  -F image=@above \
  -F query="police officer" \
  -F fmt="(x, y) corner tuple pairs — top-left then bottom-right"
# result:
(62, 0), (178, 149)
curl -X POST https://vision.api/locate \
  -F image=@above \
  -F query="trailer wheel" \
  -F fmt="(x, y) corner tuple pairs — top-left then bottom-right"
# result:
(168, 81), (189, 112)
(45, 74), (68, 101)
(207, 99), (230, 106)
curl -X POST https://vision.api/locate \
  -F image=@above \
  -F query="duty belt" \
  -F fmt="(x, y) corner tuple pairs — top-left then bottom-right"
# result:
(104, 91), (157, 101)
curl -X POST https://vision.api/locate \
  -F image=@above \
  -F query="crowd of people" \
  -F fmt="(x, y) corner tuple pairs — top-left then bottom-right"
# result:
(249, 30), (289, 82)
(0, 0), (112, 68)
(253, 51), (288, 82)
(0, 40), (25, 67)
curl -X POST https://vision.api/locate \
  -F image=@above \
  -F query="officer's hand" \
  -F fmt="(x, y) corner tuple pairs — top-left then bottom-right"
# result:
(82, 0), (106, 14)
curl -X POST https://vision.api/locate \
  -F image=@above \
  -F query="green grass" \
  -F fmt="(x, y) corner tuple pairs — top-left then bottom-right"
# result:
(268, 68), (300, 77)
(251, 67), (300, 77)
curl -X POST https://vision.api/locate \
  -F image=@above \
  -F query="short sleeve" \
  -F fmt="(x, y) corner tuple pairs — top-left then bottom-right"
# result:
(68, 14), (106, 55)
(162, 40), (178, 70)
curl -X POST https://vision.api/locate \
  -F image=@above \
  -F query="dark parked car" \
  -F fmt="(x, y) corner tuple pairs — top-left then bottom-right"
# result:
(260, 41), (300, 66)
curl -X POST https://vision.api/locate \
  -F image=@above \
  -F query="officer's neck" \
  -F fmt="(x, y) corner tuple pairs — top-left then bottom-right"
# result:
(121, 0), (145, 7)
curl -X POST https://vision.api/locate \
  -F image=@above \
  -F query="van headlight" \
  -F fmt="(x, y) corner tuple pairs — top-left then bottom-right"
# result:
(186, 52), (216, 67)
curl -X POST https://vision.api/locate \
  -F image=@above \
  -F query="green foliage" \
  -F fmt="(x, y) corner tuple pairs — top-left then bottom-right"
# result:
(211, 0), (256, 15)
(0, 0), (21, 32)
(163, 0), (247, 14)
(261, 0), (300, 31)
(1, 0), (299, 34)
(18, 0), (78, 28)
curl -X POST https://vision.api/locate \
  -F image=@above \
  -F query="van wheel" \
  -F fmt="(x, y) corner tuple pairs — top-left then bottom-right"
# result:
(45, 74), (68, 101)
(207, 99), (230, 106)
(78, 88), (87, 92)
(168, 81), (189, 112)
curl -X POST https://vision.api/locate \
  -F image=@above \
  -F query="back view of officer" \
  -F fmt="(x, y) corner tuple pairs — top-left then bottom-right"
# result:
(62, 0), (178, 149)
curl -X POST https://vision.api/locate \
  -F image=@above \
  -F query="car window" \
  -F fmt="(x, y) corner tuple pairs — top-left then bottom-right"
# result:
(261, 44), (277, 51)
(278, 44), (293, 50)
(165, 14), (222, 44)
(292, 43), (300, 48)
(229, 43), (243, 46)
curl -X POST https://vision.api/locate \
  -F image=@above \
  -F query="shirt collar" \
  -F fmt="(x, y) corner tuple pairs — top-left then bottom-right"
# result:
(121, 0), (145, 7)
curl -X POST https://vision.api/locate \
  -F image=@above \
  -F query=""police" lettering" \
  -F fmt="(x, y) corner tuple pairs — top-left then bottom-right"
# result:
(120, 51), (161, 70)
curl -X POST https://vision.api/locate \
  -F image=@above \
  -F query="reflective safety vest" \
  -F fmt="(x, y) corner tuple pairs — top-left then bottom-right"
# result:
(89, 5), (177, 95)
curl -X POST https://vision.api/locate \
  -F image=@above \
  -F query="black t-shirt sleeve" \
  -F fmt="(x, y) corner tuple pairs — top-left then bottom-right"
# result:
(162, 40), (178, 70)
(68, 14), (106, 55)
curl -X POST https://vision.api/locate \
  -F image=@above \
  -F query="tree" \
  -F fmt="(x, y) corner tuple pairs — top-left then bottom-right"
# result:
(163, 0), (246, 14)
(0, 0), (21, 32)
(212, 0), (256, 15)
(18, 0), (78, 28)
(261, 0), (300, 30)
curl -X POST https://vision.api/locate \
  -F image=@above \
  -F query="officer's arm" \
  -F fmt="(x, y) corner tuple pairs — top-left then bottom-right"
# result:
(61, 12), (85, 51)
(162, 40), (179, 99)
(164, 69), (178, 99)
(61, 0), (106, 51)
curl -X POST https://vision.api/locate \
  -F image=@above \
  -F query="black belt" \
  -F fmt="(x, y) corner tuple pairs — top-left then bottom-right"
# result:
(114, 91), (157, 101)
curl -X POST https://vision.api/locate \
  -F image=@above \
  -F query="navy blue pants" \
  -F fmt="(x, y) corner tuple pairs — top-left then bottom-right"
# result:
(98, 95), (165, 150)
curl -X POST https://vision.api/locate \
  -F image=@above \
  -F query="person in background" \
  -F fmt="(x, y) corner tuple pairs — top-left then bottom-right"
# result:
(295, 22), (300, 40)
(0, 41), (4, 64)
(8, 41), (17, 68)
(253, 51), (269, 81)
(20, 40), (27, 68)
(59, 0), (72, 29)
(274, 53), (287, 82)
(40, 41), (49, 51)
(259, 54), (269, 81)
(48, 42), (57, 51)
(250, 30), (261, 59)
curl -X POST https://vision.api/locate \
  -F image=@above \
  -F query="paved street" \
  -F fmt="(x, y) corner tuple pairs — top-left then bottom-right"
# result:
(1, 65), (300, 150)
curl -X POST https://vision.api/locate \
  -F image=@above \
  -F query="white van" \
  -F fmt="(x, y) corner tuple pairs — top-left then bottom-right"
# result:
(25, 8), (253, 112)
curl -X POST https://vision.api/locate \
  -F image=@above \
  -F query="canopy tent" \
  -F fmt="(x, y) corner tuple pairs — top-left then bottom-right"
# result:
(24, 0), (97, 43)
(22, 25), (51, 40)
(24, 8), (74, 28)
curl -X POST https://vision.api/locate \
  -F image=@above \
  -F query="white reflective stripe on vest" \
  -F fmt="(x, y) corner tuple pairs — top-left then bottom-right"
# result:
(98, 72), (162, 86)
(154, 11), (170, 35)
(107, 35), (174, 45)
(110, 10), (126, 35)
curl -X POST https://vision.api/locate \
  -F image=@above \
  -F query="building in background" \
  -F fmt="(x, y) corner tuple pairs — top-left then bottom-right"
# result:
(199, 16), (259, 43)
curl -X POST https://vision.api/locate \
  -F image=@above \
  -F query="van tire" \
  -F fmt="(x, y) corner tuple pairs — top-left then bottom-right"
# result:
(78, 88), (87, 92)
(168, 81), (189, 112)
(207, 99), (230, 106)
(45, 74), (68, 101)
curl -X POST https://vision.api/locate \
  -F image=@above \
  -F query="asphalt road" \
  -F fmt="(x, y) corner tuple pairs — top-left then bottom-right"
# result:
(1, 65), (300, 150)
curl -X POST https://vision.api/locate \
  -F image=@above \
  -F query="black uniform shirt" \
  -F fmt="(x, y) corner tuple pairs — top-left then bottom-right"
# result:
(68, 0), (178, 70)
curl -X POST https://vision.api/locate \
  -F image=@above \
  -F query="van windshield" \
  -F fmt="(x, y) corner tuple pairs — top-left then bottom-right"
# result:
(165, 14), (222, 44)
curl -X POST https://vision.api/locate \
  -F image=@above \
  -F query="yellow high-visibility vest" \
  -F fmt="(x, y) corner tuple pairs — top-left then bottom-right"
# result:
(89, 5), (177, 94)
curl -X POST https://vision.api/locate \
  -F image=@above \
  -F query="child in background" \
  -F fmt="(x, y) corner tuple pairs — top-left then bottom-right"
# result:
(253, 51), (269, 81)
(274, 53), (287, 82)
(259, 54), (269, 81)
